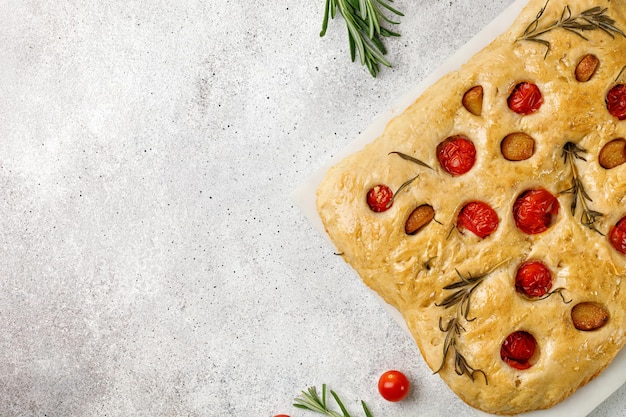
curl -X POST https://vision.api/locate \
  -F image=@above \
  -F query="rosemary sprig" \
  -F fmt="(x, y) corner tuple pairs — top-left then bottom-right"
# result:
(520, 287), (572, 304)
(436, 269), (489, 321)
(518, 0), (626, 58)
(616, 65), (626, 82)
(321, 0), (403, 77)
(560, 142), (604, 235)
(388, 151), (433, 170)
(390, 175), (419, 205)
(388, 151), (433, 204)
(433, 264), (507, 384)
(294, 385), (373, 417)
(435, 317), (487, 383)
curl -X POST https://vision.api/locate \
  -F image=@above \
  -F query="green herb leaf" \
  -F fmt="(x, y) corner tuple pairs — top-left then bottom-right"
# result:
(320, 0), (402, 77)
(434, 261), (509, 383)
(293, 385), (374, 417)
(518, 0), (626, 58)
(389, 151), (433, 170)
(361, 401), (373, 417)
(560, 141), (604, 235)
(330, 390), (351, 417)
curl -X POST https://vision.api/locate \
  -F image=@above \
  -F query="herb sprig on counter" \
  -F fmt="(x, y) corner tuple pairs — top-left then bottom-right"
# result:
(294, 384), (373, 417)
(560, 142), (604, 235)
(320, 0), (403, 77)
(518, 0), (626, 58)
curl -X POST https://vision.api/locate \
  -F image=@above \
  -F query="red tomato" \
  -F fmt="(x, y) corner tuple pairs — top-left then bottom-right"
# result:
(366, 184), (393, 212)
(607, 84), (626, 120)
(437, 135), (476, 176)
(273, 415), (290, 417)
(457, 201), (499, 238)
(378, 370), (410, 402)
(501, 331), (536, 370)
(515, 261), (552, 298)
(513, 189), (559, 234)
(508, 82), (543, 115)
(609, 216), (626, 254)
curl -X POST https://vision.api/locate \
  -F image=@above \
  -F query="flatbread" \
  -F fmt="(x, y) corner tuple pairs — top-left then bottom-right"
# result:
(316, 0), (626, 414)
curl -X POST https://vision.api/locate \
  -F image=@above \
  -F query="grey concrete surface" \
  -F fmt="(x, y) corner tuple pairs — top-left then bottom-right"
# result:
(0, 1), (624, 416)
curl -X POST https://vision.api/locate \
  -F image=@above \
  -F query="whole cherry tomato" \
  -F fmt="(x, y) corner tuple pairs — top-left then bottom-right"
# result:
(515, 260), (552, 298)
(508, 82), (543, 115)
(513, 189), (559, 234)
(366, 184), (393, 212)
(607, 84), (626, 120)
(457, 201), (499, 238)
(501, 331), (536, 370)
(378, 370), (410, 402)
(437, 135), (476, 176)
(273, 415), (290, 417)
(609, 216), (626, 254)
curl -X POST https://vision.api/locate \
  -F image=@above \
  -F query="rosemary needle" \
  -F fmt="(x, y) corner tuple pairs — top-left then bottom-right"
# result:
(560, 142), (604, 235)
(294, 384), (373, 417)
(518, 0), (626, 58)
(434, 262), (510, 384)
(320, 0), (403, 77)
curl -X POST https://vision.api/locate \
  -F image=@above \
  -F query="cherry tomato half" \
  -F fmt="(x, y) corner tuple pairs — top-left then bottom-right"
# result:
(378, 370), (410, 402)
(508, 82), (543, 115)
(609, 216), (626, 254)
(501, 331), (536, 370)
(513, 189), (559, 234)
(457, 201), (499, 238)
(437, 135), (476, 176)
(607, 84), (626, 120)
(367, 184), (393, 212)
(515, 260), (552, 298)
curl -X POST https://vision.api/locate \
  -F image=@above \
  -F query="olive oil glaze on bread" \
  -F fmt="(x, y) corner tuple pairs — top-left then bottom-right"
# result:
(316, 0), (626, 414)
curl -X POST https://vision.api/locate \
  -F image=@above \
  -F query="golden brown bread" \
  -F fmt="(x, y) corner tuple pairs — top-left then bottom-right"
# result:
(315, 0), (626, 414)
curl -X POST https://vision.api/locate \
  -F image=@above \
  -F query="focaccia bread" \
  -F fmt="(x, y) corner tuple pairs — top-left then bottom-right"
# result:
(316, 0), (626, 414)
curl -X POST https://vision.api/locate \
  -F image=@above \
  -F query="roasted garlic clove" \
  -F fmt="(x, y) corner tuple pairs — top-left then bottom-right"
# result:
(462, 85), (483, 116)
(598, 138), (626, 169)
(575, 54), (600, 82)
(571, 302), (609, 331)
(501, 132), (535, 161)
(405, 204), (435, 235)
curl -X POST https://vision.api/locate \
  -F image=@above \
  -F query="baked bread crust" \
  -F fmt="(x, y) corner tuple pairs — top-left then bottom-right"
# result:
(316, 0), (626, 414)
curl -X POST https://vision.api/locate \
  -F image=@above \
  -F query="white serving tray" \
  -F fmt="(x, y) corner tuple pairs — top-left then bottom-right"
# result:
(292, 0), (626, 415)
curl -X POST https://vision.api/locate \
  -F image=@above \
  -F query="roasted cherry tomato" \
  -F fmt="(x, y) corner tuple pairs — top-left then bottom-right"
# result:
(378, 370), (410, 402)
(508, 82), (543, 115)
(607, 84), (626, 120)
(515, 260), (552, 298)
(501, 331), (536, 370)
(367, 184), (393, 212)
(513, 189), (559, 234)
(457, 201), (499, 238)
(609, 215), (626, 254)
(437, 135), (476, 176)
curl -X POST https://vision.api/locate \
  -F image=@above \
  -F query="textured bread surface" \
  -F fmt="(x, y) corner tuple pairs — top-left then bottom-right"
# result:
(316, 0), (626, 414)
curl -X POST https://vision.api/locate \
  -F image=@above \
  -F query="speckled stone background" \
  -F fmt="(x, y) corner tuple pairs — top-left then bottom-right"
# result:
(0, 1), (624, 416)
